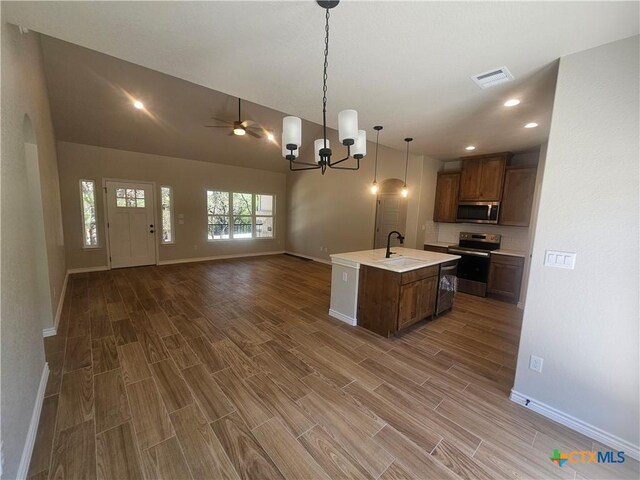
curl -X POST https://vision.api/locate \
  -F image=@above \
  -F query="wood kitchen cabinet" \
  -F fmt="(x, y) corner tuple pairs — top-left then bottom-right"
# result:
(358, 265), (438, 337)
(488, 254), (525, 303)
(459, 152), (512, 201)
(500, 166), (537, 226)
(433, 172), (460, 222)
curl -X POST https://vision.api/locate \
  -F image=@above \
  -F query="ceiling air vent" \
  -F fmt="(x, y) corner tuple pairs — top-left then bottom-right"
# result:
(471, 66), (514, 89)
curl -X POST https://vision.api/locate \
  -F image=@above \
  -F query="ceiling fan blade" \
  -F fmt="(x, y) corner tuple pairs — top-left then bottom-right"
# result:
(228, 131), (236, 136)
(246, 129), (262, 139)
(241, 120), (256, 128)
(204, 125), (231, 128)
(210, 117), (232, 125)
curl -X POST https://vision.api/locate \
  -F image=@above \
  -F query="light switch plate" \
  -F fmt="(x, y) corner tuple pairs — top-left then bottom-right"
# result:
(544, 250), (576, 269)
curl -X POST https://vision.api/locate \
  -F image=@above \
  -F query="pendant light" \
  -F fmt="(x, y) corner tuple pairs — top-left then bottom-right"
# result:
(282, 0), (366, 174)
(402, 137), (413, 198)
(370, 126), (383, 194)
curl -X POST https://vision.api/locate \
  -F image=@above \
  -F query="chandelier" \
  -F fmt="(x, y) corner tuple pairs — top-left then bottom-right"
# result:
(281, 0), (366, 174)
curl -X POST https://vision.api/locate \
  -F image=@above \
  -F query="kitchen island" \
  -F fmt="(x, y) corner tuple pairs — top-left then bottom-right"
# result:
(329, 247), (460, 337)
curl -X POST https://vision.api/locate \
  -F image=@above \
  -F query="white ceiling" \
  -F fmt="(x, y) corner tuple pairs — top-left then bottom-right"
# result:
(5, 1), (639, 163)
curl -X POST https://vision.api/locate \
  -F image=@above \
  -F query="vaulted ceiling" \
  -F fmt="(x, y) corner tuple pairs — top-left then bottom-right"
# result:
(5, 1), (638, 169)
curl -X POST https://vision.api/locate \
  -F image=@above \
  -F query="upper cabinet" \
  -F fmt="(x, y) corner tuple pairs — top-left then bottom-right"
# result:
(459, 152), (512, 201)
(433, 172), (460, 223)
(500, 166), (537, 226)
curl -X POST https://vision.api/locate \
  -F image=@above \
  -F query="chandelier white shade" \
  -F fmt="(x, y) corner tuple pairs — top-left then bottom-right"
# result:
(338, 110), (358, 145)
(353, 130), (367, 157)
(282, 116), (302, 149)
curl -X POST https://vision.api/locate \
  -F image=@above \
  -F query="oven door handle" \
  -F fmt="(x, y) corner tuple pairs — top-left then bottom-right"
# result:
(448, 248), (490, 258)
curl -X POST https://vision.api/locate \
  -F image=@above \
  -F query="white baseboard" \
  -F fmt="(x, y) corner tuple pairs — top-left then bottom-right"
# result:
(510, 389), (640, 461)
(67, 265), (109, 274)
(42, 271), (70, 337)
(284, 251), (332, 265)
(328, 309), (357, 326)
(42, 327), (57, 337)
(16, 363), (49, 480)
(158, 250), (285, 266)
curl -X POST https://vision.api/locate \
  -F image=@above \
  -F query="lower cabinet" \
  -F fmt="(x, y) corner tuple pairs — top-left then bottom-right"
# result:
(488, 254), (525, 303)
(399, 277), (438, 330)
(358, 265), (438, 337)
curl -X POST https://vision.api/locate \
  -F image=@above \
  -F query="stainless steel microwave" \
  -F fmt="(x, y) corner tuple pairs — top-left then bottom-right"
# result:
(456, 202), (500, 224)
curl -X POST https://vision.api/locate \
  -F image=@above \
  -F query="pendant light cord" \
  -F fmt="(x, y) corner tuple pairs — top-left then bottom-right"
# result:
(322, 7), (330, 150)
(404, 140), (410, 185)
(374, 129), (380, 182)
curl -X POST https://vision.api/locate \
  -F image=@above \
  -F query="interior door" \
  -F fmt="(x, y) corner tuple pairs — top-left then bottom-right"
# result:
(106, 181), (156, 268)
(374, 194), (408, 249)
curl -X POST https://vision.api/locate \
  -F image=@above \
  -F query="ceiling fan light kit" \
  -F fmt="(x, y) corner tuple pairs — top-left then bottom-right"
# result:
(205, 97), (262, 138)
(282, 0), (366, 174)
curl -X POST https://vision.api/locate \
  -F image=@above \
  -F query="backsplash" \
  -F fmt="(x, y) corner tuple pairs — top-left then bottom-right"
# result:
(430, 222), (531, 252)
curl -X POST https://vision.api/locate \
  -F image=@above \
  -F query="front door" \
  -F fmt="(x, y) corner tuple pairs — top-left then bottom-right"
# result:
(374, 194), (408, 249)
(105, 181), (156, 268)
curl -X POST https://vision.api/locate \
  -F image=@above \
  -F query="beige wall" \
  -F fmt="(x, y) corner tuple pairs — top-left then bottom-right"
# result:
(514, 36), (639, 452)
(285, 126), (433, 261)
(57, 141), (287, 269)
(1, 24), (66, 478)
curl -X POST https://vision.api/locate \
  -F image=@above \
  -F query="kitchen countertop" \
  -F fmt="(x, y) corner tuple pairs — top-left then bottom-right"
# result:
(331, 247), (460, 273)
(492, 249), (527, 258)
(423, 241), (456, 248)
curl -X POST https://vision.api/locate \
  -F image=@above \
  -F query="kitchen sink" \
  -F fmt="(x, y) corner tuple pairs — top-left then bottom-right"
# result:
(378, 257), (429, 269)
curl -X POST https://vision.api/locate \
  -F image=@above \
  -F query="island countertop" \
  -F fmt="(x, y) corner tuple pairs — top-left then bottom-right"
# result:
(330, 247), (460, 273)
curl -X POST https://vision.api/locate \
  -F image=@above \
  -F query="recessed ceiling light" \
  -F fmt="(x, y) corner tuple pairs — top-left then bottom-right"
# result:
(133, 100), (144, 110)
(465, 145), (476, 151)
(504, 99), (520, 107)
(524, 122), (538, 128)
(266, 132), (275, 142)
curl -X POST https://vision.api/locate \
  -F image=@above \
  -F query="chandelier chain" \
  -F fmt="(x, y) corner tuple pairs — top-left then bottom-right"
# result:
(322, 7), (330, 149)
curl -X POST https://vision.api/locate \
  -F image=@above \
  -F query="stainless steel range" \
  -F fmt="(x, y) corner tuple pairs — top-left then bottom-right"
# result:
(448, 232), (501, 297)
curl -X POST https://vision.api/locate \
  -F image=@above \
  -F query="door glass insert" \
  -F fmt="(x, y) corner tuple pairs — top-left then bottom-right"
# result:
(116, 187), (147, 208)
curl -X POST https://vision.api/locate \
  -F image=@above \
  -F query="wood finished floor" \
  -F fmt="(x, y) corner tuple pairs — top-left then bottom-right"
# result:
(30, 254), (638, 480)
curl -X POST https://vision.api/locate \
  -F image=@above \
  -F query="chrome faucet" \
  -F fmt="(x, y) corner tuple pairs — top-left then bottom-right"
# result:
(385, 231), (405, 258)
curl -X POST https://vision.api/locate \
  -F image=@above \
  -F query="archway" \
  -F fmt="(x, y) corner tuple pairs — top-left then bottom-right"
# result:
(373, 178), (408, 249)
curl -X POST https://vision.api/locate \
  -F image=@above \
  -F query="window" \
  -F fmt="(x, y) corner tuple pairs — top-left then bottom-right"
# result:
(115, 188), (145, 208)
(255, 194), (274, 238)
(161, 186), (174, 244)
(206, 190), (275, 240)
(232, 192), (253, 239)
(207, 190), (231, 240)
(80, 179), (98, 247)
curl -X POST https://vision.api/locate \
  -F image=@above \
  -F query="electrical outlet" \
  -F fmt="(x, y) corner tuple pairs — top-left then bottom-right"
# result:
(342, 272), (348, 282)
(529, 355), (544, 373)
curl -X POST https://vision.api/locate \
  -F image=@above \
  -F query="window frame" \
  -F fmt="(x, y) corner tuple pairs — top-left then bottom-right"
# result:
(79, 178), (100, 249)
(206, 189), (276, 242)
(160, 185), (175, 245)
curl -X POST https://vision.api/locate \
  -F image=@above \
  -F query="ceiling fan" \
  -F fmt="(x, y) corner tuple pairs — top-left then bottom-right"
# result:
(205, 98), (262, 138)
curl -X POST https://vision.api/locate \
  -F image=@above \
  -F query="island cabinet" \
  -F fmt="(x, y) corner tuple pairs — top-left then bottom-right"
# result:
(499, 166), (537, 226)
(488, 254), (525, 302)
(433, 172), (460, 222)
(459, 152), (512, 201)
(357, 264), (439, 337)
